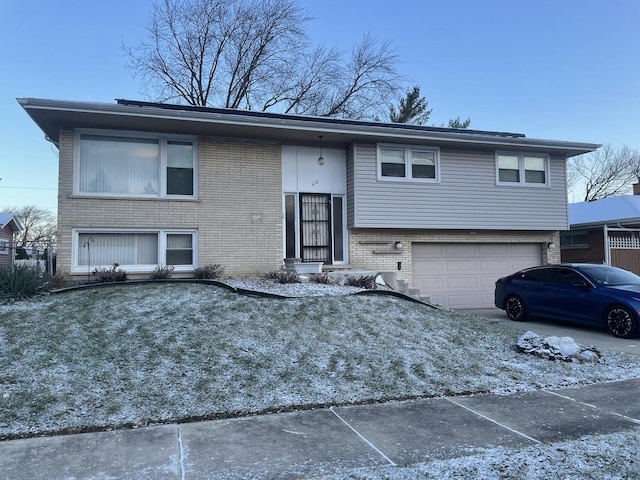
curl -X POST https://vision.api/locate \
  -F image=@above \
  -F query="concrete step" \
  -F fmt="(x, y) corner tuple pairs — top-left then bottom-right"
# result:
(379, 272), (431, 303)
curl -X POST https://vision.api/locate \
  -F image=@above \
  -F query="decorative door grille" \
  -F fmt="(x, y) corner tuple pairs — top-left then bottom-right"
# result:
(300, 194), (331, 263)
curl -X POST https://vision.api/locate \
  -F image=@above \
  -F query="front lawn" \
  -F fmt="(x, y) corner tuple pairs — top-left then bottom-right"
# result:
(1, 282), (639, 439)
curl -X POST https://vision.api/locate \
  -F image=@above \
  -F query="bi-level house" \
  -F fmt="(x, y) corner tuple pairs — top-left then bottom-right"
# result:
(19, 98), (598, 308)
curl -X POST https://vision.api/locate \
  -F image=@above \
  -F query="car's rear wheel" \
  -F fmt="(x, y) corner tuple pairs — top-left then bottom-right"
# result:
(605, 305), (639, 339)
(505, 295), (527, 321)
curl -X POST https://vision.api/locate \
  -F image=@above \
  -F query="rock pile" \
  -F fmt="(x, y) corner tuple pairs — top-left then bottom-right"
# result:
(516, 331), (602, 363)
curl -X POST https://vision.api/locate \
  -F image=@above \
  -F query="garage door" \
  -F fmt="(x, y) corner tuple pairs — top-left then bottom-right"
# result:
(412, 243), (542, 309)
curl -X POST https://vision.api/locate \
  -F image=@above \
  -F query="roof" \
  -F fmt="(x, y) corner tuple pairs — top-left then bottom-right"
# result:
(569, 196), (640, 227)
(17, 98), (600, 157)
(0, 213), (22, 232)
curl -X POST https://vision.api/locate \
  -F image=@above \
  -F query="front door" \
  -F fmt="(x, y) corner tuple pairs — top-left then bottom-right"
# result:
(300, 193), (331, 263)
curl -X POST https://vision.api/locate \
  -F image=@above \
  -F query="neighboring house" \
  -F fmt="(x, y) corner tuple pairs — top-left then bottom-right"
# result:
(562, 187), (640, 275)
(0, 213), (22, 267)
(19, 98), (598, 308)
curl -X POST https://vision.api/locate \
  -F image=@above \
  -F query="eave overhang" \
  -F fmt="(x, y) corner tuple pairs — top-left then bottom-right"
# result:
(17, 98), (600, 157)
(0, 216), (22, 232)
(570, 218), (640, 229)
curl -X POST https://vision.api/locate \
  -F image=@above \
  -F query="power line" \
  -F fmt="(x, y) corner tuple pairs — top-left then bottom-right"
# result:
(0, 186), (57, 191)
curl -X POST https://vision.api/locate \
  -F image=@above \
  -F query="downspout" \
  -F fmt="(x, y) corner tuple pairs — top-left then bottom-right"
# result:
(603, 224), (610, 265)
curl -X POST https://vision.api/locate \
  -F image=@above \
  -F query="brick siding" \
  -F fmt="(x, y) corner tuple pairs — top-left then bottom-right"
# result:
(57, 130), (283, 279)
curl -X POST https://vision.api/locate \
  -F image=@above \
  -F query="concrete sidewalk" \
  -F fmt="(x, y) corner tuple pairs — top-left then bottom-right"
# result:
(1, 379), (639, 479)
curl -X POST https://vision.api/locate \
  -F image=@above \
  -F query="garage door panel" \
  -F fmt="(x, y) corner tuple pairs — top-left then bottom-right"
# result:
(412, 243), (541, 308)
(510, 244), (537, 255)
(429, 294), (445, 305)
(480, 293), (496, 306)
(478, 244), (510, 256)
(446, 277), (477, 288)
(448, 294), (481, 309)
(446, 260), (474, 272)
(415, 259), (444, 272)
(419, 278), (445, 289)
(480, 258), (510, 270)
(479, 276), (500, 288)
(445, 244), (478, 256)
(415, 245), (445, 257)
(511, 259), (537, 271)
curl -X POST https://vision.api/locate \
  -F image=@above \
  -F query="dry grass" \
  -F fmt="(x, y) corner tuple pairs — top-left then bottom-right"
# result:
(1, 282), (638, 440)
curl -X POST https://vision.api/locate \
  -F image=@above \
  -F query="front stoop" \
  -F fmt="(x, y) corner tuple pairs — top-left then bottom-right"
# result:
(292, 266), (432, 304)
(379, 272), (432, 304)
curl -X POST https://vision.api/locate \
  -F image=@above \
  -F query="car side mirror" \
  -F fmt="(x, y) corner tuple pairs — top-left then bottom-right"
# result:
(571, 280), (590, 289)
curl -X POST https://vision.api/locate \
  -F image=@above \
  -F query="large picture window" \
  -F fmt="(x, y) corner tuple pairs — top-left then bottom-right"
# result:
(73, 229), (197, 273)
(378, 145), (440, 182)
(76, 132), (196, 198)
(496, 152), (548, 186)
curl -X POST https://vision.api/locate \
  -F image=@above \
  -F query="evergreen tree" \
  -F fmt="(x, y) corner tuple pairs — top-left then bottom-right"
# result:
(389, 85), (432, 125)
(448, 116), (471, 129)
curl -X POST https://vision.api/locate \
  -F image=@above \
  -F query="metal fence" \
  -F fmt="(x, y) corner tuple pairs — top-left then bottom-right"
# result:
(0, 239), (56, 274)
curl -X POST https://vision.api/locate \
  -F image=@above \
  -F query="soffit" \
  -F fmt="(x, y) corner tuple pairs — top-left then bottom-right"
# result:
(18, 98), (600, 157)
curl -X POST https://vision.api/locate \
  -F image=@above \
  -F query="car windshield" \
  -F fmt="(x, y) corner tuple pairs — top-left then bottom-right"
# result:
(579, 265), (640, 286)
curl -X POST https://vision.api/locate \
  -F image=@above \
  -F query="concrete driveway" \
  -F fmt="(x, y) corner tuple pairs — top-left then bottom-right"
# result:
(459, 308), (640, 355)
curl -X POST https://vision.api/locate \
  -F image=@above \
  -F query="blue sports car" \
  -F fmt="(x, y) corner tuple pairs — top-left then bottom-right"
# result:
(494, 264), (640, 338)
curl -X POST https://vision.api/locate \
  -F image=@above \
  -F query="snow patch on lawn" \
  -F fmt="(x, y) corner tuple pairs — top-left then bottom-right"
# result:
(313, 429), (640, 479)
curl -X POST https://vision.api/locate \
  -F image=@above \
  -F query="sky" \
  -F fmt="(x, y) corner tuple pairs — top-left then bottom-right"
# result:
(0, 0), (638, 214)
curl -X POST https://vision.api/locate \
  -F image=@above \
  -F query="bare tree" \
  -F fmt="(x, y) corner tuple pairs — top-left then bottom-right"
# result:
(568, 144), (640, 201)
(123, 0), (403, 119)
(2, 205), (56, 249)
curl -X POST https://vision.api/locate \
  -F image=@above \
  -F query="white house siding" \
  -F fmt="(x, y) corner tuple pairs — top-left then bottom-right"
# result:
(57, 130), (283, 279)
(282, 146), (346, 195)
(351, 143), (569, 231)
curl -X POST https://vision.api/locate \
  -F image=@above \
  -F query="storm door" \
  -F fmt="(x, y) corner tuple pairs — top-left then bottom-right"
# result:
(300, 193), (331, 263)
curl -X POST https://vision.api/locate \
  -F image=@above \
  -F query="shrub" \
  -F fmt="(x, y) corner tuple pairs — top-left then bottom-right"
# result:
(150, 264), (174, 280)
(49, 271), (69, 289)
(264, 270), (300, 284)
(345, 274), (377, 289)
(193, 264), (225, 280)
(311, 272), (336, 284)
(0, 263), (49, 300)
(93, 263), (128, 283)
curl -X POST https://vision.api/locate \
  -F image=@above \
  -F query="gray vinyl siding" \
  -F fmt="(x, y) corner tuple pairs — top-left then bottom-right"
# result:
(352, 143), (569, 230)
(346, 144), (355, 228)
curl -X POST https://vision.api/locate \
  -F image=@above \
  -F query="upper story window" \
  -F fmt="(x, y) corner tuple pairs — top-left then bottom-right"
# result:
(75, 131), (197, 198)
(378, 145), (440, 182)
(496, 152), (548, 186)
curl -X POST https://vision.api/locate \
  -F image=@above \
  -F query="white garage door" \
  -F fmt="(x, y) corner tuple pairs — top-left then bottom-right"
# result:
(412, 243), (542, 309)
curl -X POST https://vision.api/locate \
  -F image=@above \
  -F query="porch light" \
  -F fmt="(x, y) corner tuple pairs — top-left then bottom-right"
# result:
(318, 135), (325, 166)
(394, 241), (403, 250)
(547, 242), (556, 249)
